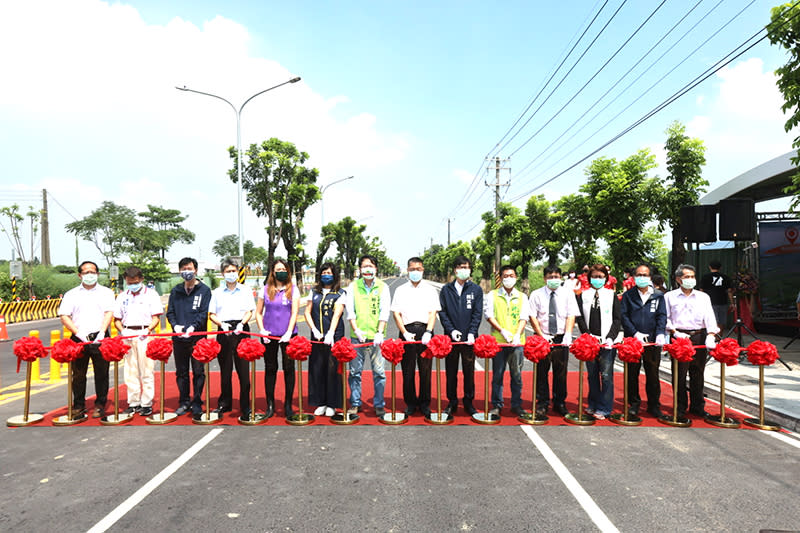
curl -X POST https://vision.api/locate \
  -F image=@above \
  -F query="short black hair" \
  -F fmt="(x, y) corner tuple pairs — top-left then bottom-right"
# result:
(543, 265), (561, 277)
(315, 262), (341, 293)
(123, 266), (143, 279)
(634, 263), (652, 275)
(407, 256), (424, 267)
(359, 255), (378, 269)
(178, 257), (198, 270)
(499, 264), (516, 276)
(709, 260), (722, 270)
(78, 261), (99, 274)
(221, 258), (239, 272)
(453, 255), (471, 270)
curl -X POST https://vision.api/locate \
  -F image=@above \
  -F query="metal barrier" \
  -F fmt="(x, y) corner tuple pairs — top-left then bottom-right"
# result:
(0, 299), (62, 324)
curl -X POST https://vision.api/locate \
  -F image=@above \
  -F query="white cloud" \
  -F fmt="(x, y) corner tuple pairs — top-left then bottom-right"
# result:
(453, 169), (474, 185)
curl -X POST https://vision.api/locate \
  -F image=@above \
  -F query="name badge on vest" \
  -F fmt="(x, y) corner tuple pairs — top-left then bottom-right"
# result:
(466, 293), (473, 310)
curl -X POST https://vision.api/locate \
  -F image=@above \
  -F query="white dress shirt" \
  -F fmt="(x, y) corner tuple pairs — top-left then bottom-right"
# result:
(113, 287), (163, 326)
(528, 286), (578, 335)
(210, 284), (256, 321)
(664, 288), (719, 334)
(58, 283), (115, 337)
(391, 280), (441, 325)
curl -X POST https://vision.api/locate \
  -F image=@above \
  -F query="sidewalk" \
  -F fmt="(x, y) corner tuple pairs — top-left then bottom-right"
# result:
(653, 330), (800, 433)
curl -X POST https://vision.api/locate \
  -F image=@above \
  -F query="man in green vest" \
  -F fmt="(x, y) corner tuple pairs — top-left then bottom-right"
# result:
(344, 254), (391, 417)
(484, 264), (529, 417)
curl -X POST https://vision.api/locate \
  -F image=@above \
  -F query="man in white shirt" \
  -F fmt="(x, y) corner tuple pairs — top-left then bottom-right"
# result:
(391, 257), (441, 417)
(209, 259), (256, 419)
(58, 260), (115, 418)
(113, 266), (163, 417)
(529, 265), (578, 416)
(664, 264), (719, 417)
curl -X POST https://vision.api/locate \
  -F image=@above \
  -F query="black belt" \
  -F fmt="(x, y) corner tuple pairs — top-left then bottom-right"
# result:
(406, 321), (426, 328)
(676, 328), (706, 335)
(125, 325), (149, 330)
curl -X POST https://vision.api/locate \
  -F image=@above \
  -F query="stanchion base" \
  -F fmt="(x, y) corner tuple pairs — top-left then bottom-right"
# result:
(425, 412), (453, 425)
(146, 412), (178, 425)
(286, 413), (315, 426)
(331, 412), (359, 425)
(192, 412), (221, 425)
(517, 412), (548, 425)
(7, 414), (44, 427)
(471, 412), (501, 425)
(565, 412), (596, 425)
(379, 412), (408, 425)
(100, 413), (133, 426)
(238, 413), (268, 426)
(743, 417), (781, 431)
(657, 414), (692, 427)
(609, 413), (642, 426)
(705, 414), (740, 429)
(52, 413), (88, 426)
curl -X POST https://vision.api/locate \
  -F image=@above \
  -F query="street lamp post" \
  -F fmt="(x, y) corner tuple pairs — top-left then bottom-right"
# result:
(176, 76), (301, 258)
(320, 176), (354, 227)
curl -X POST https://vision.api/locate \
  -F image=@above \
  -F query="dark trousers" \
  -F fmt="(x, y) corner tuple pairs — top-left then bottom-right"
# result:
(445, 343), (475, 407)
(173, 337), (205, 408)
(536, 336), (568, 408)
(217, 321), (250, 413)
(263, 339), (295, 409)
(676, 330), (707, 414)
(627, 344), (662, 413)
(401, 322), (432, 411)
(308, 342), (342, 408)
(71, 332), (109, 410)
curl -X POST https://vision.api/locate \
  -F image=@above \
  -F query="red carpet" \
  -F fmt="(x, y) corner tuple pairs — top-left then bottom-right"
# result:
(36, 370), (757, 428)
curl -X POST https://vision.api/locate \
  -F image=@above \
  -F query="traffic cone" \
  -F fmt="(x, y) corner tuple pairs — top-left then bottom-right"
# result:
(0, 315), (8, 341)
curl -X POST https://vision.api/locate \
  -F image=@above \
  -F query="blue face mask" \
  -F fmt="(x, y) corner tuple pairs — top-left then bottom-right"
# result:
(590, 278), (605, 289)
(126, 282), (142, 293)
(634, 276), (650, 288)
(320, 274), (334, 286)
(408, 271), (423, 283)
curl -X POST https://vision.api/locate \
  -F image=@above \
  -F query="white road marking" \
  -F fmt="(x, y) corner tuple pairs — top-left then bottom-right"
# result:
(762, 429), (800, 449)
(86, 428), (224, 533)
(520, 425), (620, 533)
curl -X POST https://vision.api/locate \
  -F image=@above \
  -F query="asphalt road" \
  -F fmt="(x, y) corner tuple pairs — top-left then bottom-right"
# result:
(1, 277), (799, 532)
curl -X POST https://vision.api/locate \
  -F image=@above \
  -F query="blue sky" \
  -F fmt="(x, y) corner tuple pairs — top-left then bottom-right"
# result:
(0, 0), (796, 270)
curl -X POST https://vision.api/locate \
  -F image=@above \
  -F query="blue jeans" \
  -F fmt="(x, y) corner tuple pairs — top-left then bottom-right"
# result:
(348, 340), (386, 408)
(491, 346), (523, 409)
(586, 348), (615, 415)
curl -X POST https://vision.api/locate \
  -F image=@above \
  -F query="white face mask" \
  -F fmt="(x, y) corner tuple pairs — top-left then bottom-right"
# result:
(81, 273), (98, 285)
(224, 272), (238, 284)
(502, 277), (516, 289)
(361, 266), (376, 280)
(455, 268), (470, 281)
(681, 278), (696, 290)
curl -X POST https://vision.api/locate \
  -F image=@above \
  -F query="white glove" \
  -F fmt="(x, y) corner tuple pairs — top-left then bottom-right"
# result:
(234, 322), (244, 335)
(260, 329), (271, 343)
(451, 330), (462, 342)
(310, 325), (323, 340)
(634, 332), (648, 343)
(467, 333), (475, 345)
(220, 322), (231, 332)
(373, 331), (384, 346)
(279, 331), (292, 344)
(174, 325), (184, 334)
(542, 334), (554, 343)
(403, 331), (416, 342)
(323, 330), (335, 345)
(500, 329), (513, 343)
(421, 331), (432, 345)
(604, 338), (614, 349)
(93, 330), (106, 344)
(705, 334), (717, 350)
(673, 331), (690, 340)
(562, 332), (572, 346)
(655, 334), (666, 346)
(354, 328), (367, 343)
(138, 334), (147, 342)
(512, 333), (521, 346)
(182, 325), (194, 339)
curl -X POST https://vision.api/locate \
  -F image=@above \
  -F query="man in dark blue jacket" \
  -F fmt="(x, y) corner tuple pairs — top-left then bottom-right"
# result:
(166, 257), (211, 416)
(438, 256), (483, 417)
(620, 263), (667, 418)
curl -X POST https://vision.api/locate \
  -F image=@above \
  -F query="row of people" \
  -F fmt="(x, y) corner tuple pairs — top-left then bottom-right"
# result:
(57, 255), (718, 422)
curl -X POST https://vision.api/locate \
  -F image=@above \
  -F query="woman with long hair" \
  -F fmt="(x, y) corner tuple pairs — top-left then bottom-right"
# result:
(256, 259), (299, 418)
(303, 262), (346, 417)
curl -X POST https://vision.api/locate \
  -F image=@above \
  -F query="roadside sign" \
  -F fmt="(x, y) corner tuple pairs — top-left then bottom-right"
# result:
(9, 261), (22, 278)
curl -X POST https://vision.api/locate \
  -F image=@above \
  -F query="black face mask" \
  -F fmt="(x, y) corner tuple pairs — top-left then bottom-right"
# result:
(275, 271), (289, 283)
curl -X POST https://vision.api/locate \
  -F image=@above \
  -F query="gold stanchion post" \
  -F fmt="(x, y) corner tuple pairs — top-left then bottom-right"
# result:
(743, 365), (780, 431)
(426, 357), (452, 425)
(705, 363), (740, 428)
(610, 362), (642, 426)
(331, 362), (359, 424)
(287, 359), (314, 425)
(518, 361), (547, 425)
(239, 360), (267, 425)
(147, 360), (177, 424)
(7, 361), (45, 427)
(193, 362), (220, 425)
(100, 360), (132, 425)
(53, 361), (87, 425)
(380, 361), (406, 425)
(472, 356), (500, 424)
(658, 358), (691, 427)
(565, 361), (595, 425)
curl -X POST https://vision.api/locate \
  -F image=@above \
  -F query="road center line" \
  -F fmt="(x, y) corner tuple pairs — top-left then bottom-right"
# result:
(520, 425), (620, 533)
(86, 428), (224, 533)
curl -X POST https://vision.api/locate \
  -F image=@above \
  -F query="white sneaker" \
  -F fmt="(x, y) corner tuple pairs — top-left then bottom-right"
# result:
(313, 405), (326, 416)
(325, 407), (335, 417)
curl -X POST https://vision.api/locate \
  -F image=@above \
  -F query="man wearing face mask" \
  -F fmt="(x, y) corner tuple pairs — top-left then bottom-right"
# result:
(113, 266), (163, 417)
(166, 257), (211, 416)
(209, 259), (255, 419)
(529, 265), (578, 416)
(59, 260), (115, 418)
(484, 265), (529, 417)
(664, 264), (719, 417)
(620, 263), (667, 418)
(438, 256), (483, 416)
(392, 256), (441, 417)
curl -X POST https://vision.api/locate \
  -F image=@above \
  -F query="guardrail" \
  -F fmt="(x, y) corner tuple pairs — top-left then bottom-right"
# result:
(0, 299), (62, 324)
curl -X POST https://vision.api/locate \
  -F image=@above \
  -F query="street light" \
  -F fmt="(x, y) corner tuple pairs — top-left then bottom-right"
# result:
(320, 175), (354, 227)
(175, 76), (302, 258)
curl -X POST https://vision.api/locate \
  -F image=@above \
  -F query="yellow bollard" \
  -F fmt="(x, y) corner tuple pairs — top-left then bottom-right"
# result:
(29, 330), (42, 383)
(111, 321), (118, 338)
(49, 330), (62, 383)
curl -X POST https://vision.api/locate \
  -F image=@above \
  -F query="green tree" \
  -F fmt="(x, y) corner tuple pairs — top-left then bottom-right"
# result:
(212, 234), (269, 268)
(552, 194), (597, 269)
(137, 205), (195, 259)
(120, 251), (171, 282)
(768, 3), (800, 210)
(330, 217), (367, 279)
(525, 195), (569, 269)
(650, 121), (707, 269)
(228, 138), (320, 267)
(315, 223), (336, 272)
(470, 235), (494, 281)
(65, 201), (137, 267)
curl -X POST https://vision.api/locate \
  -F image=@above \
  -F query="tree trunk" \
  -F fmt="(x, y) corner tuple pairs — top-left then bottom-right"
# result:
(671, 225), (686, 273)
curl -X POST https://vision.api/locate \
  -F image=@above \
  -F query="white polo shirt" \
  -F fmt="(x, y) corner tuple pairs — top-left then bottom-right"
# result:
(58, 283), (115, 337)
(209, 284), (256, 322)
(113, 287), (163, 327)
(390, 279), (441, 325)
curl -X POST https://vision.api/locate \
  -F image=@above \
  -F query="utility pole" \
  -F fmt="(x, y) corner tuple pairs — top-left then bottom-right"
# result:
(447, 218), (451, 246)
(486, 156), (510, 288)
(41, 189), (50, 266)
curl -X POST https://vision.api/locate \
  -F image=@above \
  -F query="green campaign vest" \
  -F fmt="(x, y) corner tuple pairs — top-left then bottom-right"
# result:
(492, 288), (526, 343)
(352, 278), (385, 337)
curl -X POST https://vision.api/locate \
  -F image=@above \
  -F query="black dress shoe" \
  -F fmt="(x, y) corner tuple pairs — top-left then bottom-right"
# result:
(139, 406), (153, 417)
(175, 404), (191, 416)
(421, 409), (432, 418)
(404, 406), (417, 417)
(553, 404), (569, 416)
(535, 407), (547, 417)
(510, 406), (529, 417)
(443, 405), (455, 417)
(213, 407), (231, 416)
(285, 407), (295, 417)
(689, 409), (710, 417)
(628, 408), (639, 418)
(265, 401), (275, 419)
(463, 403), (478, 415)
(647, 408), (664, 418)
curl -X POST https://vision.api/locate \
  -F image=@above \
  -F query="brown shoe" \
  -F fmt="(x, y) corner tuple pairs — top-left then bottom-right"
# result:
(92, 407), (105, 418)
